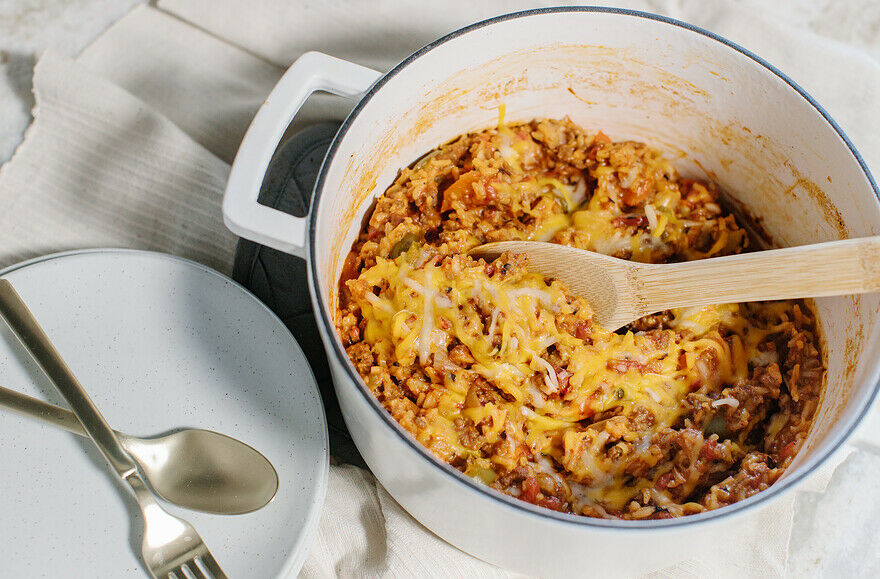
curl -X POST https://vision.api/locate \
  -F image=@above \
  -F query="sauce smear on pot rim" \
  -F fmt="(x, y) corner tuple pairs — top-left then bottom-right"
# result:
(335, 117), (824, 519)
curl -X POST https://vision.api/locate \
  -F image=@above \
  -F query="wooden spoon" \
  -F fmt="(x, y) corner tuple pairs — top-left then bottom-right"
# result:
(471, 237), (880, 331)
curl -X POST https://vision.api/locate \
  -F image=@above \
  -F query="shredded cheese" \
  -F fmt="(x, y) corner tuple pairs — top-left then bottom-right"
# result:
(340, 117), (820, 520)
(350, 248), (770, 510)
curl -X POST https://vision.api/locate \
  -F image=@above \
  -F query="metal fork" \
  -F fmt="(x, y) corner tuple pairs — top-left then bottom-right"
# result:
(0, 280), (227, 579)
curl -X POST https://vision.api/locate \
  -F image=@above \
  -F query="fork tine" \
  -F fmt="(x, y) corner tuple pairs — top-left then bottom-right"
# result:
(184, 560), (208, 579)
(198, 552), (228, 579)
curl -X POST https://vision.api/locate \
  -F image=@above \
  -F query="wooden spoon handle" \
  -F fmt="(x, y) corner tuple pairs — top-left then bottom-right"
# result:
(636, 236), (880, 311)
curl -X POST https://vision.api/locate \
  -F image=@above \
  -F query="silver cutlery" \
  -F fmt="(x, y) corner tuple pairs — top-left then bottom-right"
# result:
(0, 279), (228, 579)
(0, 383), (278, 515)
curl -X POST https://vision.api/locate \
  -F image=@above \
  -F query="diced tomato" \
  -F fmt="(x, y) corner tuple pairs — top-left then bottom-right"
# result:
(367, 224), (383, 240)
(611, 214), (649, 229)
(621, 179), (652, 207)
(700, 438), (720, 461)
(521, 477), (539, 504)
(536, 494), (564, 511)
(440, 171), (481, 212)
(574, 320), (592, 340)
(484, 183), (498, 202)
(608, 357), (651, 374)
(654, 472), (674, 490)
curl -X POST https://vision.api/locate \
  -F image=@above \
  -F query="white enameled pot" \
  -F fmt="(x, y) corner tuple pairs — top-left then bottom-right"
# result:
(224, 8), (880, 576)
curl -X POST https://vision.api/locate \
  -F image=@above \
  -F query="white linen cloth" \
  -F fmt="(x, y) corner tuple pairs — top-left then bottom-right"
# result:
(1, 2), (879, 577)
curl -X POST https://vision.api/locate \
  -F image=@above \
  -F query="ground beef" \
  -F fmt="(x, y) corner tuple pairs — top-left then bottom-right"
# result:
(335, 118), (824, 519)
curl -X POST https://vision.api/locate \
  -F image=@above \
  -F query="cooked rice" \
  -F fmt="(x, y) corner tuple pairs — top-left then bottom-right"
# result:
(335, 118), (824, 519)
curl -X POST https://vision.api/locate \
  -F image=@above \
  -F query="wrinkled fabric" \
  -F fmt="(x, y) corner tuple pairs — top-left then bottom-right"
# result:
(0, 2), (878, 577)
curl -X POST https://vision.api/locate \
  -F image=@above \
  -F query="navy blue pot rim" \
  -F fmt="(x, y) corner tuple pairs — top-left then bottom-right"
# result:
(306, 6), (880, 530)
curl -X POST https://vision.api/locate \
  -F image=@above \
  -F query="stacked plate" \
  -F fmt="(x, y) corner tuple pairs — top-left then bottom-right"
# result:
(0, 250), (328, 577)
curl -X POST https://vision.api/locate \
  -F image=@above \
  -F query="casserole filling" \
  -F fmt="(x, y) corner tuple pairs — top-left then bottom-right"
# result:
(335, 118), (824, 519)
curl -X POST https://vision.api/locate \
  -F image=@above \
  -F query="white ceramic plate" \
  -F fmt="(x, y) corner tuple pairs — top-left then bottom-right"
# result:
(0, 249), (328, 578)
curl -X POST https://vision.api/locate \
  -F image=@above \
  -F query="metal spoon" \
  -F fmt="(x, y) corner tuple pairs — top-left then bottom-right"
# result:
(0, 383), (279, 515)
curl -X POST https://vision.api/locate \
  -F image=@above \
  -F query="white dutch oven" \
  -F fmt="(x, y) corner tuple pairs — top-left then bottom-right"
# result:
(224, 8), (880, 576)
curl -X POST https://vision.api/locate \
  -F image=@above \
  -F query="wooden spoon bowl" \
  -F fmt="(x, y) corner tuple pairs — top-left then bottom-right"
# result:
(472, 237), (880, 331)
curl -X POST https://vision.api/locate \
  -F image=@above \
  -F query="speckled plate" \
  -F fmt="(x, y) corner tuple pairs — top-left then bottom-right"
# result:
(0, 249), (328, 578)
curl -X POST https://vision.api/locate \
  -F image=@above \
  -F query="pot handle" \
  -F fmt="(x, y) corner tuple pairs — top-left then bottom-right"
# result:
(223, 51), (382, 258)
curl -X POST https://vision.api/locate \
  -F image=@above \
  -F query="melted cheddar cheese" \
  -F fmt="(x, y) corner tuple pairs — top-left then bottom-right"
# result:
(337, 117), (824, 519)
(351, 244), (792, 512)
